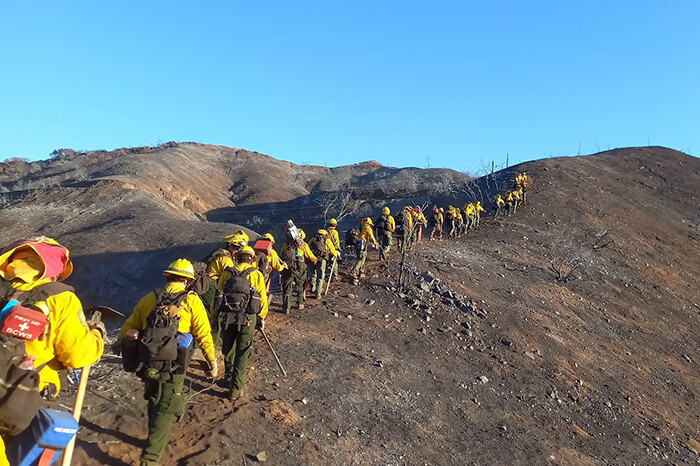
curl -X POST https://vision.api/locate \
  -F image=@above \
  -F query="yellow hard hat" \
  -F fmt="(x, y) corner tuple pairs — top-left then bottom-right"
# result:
(263, 233), (275, 243)
(236, 246), (256, 258)
(439, 207), (444, 212)
(317, 229), (329, 236)
(382, 207), (390, 215)
(224, 232), (248, 246)
(362, 217), (373, 226)
(163, 258), (196, 280)
(328, 218), (338, 226)
(299, 229), (306, 240)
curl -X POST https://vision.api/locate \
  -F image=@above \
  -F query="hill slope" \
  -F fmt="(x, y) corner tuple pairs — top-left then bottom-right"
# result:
(50, 146), (699, 465)
(0, 142), (470, 309)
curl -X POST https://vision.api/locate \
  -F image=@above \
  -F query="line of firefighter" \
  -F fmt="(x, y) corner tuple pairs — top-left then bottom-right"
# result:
(0, 171), (530, 465)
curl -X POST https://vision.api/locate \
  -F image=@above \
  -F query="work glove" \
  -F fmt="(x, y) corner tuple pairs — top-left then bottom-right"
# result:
(256, 317), (265, 332)
(89, 321), (107, 339)
(111, 341), (122, 356)
(205, 359), (218, 379)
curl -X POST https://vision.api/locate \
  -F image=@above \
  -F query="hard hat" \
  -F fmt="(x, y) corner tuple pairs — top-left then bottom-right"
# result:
(163, 258), (196, 280)
(382, 207), (390, 215)
(0, 236), (73, 282)
(263, 233), (275, 243)
(363, 217), (374, 226)
(299, 229), (306, 240)
(224, 233), (248, 246)
(439, 207), (444, 212)
(328, 218), (338, 226)
(432, 206), (438, 212)
(236, 246), (256, 258)
(317, 229), (329, 236)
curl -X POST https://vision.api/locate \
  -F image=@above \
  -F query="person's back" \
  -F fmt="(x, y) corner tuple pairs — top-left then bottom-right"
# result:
(216, 248), (268, 400)
(117, 258), (216, 465)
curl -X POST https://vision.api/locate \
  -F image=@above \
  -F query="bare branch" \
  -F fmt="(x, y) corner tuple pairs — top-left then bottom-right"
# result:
(549, 257), (584, 282)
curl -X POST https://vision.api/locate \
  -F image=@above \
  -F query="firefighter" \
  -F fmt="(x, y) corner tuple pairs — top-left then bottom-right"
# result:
(215, 247), (268, 401)
(0, 237), (105, 466)
(494, 194), (506, 218)
(117, 259), (216, 465)
(352, 218), (378, 278)
(279, 229), (316, 313)
(308, 229), (339, 298)
(326, 218), (342, 277)
(375, 207), (396, 260)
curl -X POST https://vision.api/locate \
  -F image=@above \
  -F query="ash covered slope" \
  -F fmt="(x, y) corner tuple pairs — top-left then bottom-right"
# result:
(0, 142), (468, 217)
(66, 146), (700, 465)
(0, 142), (467, 310)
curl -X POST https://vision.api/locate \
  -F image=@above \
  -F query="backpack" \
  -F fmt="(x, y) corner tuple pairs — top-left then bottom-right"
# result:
(137, 289), (185, 380)
(309, 236), (328, 261)
(394, 211), (405, 231)
(218, 267), (260, 316)
(256, 251), (272, 277)
(280, 243), (306, 273)
(0, 280), (73, 436)
(189, 261), (216, 298)
(345, 228), (360, 249)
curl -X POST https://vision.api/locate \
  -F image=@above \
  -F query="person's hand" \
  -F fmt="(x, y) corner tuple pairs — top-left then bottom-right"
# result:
(206, 359), (218, 379)
(256, 318), (265, 332)
(111, 341), (122, 356)
(90, 321), (107, 339)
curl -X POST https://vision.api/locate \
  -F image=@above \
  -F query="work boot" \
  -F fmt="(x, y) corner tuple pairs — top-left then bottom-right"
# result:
(298, 303), (305, 310)
(227, 389), (243, 401)
(282, 306), (290, 314)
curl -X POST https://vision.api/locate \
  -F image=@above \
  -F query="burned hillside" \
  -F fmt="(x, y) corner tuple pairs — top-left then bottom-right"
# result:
(1, 145), (699, 465)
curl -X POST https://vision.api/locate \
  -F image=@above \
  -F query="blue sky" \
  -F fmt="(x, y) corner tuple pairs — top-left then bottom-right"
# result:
(1, 1), (697, 171)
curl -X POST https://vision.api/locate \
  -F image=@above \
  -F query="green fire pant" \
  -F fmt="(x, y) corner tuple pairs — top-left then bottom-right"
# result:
(352, 248), (368, 275)
(309, 259), (327, 296)
(448, 221), (456, 238)
(378, 232), (393, 255)
(282, 269), (307, 311)
(200, 283), (220, 345)
(141, 374), (186, 465)
(221, 313), (257, 399)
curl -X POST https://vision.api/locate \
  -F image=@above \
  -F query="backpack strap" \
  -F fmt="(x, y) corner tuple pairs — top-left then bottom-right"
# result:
(154, 288), (190, 309)
(0, 279), (73, 309)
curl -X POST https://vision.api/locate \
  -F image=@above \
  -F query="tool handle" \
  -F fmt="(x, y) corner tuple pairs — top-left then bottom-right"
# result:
(261, 330), (287, 377)
(324, 256), (336, 296)
(62, 311), (101, 465)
